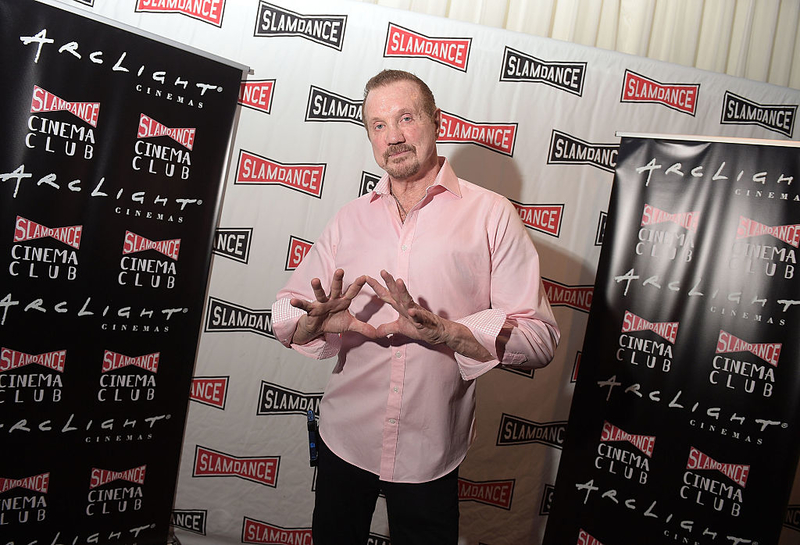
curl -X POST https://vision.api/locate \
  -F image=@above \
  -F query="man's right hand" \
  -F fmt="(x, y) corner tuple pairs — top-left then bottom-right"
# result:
(289, 268), (378, 345)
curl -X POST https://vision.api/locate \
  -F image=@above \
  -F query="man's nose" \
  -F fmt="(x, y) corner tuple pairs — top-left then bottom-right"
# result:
(386, 124), (405, 144)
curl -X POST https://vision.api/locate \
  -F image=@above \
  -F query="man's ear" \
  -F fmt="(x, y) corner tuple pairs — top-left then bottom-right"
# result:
(433, 108), (442, 136)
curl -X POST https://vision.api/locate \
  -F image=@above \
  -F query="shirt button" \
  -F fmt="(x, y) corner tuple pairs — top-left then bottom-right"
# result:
(395, 351), (402, 358)
(393, 387), (399, 393)
(401, 245), (408, 251)
(389, 419), (397, 424)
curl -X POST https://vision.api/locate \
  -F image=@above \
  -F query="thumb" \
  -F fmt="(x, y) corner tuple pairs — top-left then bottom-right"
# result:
(349, 319), (379, 339)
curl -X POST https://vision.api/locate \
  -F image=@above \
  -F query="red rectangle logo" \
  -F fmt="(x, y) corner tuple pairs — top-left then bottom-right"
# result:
(0, 473), (50, 494)
(102, 351), (160, 373)
(1, 348), (66, 373)
(138, 114), (196, 150)
(191, 377), (229, 409)
(542, 279), (593, 313)
(737, 216), (800, 247)
(135, 0), (225, 26)
(30, 86), (99, 127)
(458, 478), (514, 509)
(622, 70), (699, 115)
(122, 231), (181, 260)
(286, 236), (313, 270)
(239, 80), (275, 114)
(193, 446), (279, 487)
(384, 23), (470, 71)
(90, 466), (146, 488)
(236, 150), (325, 198)
(510, 202), (563, 237)
(438, 112), (517, 156)
(14, 216), (82, 249)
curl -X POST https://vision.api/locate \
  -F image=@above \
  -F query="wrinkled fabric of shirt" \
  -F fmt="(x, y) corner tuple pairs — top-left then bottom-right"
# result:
(272, 158), (559, 483)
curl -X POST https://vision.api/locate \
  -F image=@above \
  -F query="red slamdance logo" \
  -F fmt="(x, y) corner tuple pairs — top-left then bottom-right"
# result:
(236, 150), (325, 198)
(30, 85), (100, 127)
(0, 473), (50, 494)
(600, 421), (655, 457)
(577, 529), (604, 545)
(438, 111), (517, 156)
(0, 348), (66, 373)
(511, 202), (563, 237)
(542, 279), (593, 313)
(286, 236), (312, 270)
(239, 80), (275, 114)
(90, 465), (147, 489)
(737, 216), (800, 248)
(686, 447), (749, 487)
(123, 231), (181, 260)
(457, 478), (514, 510)
(621, 310), (679, 344)
(193, 446), (279, 487)
(190, 376), (229, 409)
(14, 216), (82, 249)
(641, 204), (699, 232)
(135, 0), (225, 26)
(137, 114), (196, 150)
(384, 23), (470, 71)
(242, 517), (312, 545)
(621, 70), (699, 115)
(102, 350), (160, 373)
(716, 330), (781, 367)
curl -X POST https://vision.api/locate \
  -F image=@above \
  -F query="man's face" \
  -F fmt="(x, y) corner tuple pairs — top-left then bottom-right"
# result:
(363, 80), (440, 182)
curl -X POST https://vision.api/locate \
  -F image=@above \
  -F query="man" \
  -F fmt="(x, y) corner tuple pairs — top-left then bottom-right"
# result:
(272, 69), (559, 544)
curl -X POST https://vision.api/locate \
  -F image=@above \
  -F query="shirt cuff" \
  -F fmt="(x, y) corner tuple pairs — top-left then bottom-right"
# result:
(454, 309), (506, 381)
(271, 298), (342, 359)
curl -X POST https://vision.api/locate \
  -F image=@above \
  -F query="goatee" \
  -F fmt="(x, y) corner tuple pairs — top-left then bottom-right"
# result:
(383, 144), (419, 180)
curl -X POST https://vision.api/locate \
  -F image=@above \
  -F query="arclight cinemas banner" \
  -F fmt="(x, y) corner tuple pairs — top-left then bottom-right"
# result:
(0, 2), (243, 544)
(544, 135), (800, 545)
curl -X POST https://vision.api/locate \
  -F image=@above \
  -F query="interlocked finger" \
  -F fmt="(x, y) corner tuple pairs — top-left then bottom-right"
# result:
(379, 270), (414, 312)
(393, 278), (416, 308)
(343, 275), (368, 300)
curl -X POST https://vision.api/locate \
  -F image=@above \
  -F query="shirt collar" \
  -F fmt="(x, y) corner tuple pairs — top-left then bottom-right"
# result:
(372, 157), (462, 201)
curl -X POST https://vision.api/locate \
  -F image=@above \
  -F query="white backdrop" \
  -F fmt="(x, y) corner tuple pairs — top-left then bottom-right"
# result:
(58, 1), (800, 543)
(353, 0), (800, 92)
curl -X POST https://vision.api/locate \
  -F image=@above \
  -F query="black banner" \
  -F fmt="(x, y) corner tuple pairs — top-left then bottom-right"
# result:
(544, 136), (800, 545)
(0, 1), (242, 543)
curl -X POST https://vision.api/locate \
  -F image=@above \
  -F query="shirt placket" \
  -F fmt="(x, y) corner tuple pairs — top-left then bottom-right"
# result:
(378, 204), (418, 481)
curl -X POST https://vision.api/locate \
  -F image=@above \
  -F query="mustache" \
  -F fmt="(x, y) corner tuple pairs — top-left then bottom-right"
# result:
(384, 144), (415, 161)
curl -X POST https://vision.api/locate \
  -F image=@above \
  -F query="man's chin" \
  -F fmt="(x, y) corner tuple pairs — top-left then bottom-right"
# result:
(384, 159), (420, 180)
(386, 167), (420, 180)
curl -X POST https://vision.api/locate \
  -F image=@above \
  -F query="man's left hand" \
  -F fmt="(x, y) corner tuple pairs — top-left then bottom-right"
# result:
(366, 270), (494, 362)
(365, 270), (449, 344)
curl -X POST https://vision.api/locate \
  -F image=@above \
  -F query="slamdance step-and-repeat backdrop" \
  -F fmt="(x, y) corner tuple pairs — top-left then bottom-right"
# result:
(0, 1), (244, 544)
(20, 0), (800, 544)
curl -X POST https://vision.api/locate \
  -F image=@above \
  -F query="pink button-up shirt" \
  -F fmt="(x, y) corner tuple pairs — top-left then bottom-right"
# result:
(272, 158), (559, 483)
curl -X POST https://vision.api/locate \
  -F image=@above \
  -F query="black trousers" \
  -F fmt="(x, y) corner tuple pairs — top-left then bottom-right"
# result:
(312, 439), (459, 545)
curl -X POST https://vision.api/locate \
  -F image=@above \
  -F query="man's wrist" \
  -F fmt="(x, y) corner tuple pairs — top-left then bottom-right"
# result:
(443, 320), (493, 362)
(292, 315), (322, 345)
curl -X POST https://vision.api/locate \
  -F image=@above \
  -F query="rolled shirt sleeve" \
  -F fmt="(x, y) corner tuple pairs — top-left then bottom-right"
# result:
(271, 214), (344, 360)
(453, 197), (560, 381)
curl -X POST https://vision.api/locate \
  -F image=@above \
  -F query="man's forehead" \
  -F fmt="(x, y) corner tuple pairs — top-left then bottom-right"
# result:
(364, 81), (424, 116)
